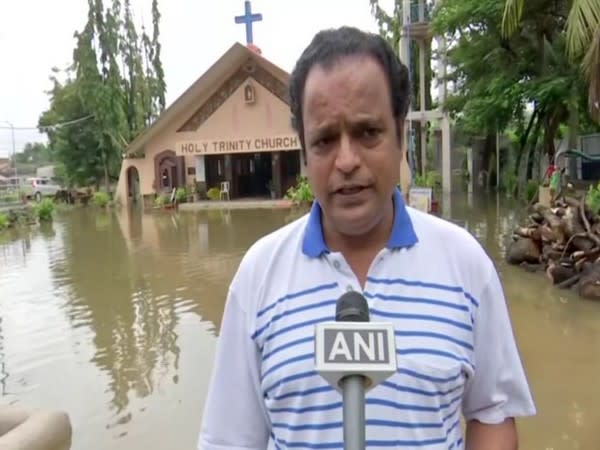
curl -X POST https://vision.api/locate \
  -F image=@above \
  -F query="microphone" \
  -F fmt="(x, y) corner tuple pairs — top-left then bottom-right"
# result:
(315, 291), (397, 450)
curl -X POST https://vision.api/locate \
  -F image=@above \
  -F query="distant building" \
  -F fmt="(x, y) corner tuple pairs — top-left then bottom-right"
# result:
(36, 165), (55, 179)
(0, 157), (11, 177)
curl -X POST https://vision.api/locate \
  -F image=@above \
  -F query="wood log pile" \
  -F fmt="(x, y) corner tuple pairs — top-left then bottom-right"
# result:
(506, 194), (600, 300)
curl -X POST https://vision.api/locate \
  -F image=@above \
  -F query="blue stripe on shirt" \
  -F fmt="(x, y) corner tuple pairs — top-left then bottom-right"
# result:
(262, 336), (314, 361)
(257, 282), (339, 318)
(272, 419), (444, 432)
(269, 395), (461, 415)
(263, 315), (334, 343)
(266, 367), (464, 399)
(262, 353), (314, 380)
(371, 309), (472, 331)
(397, 348), (474, 369)
(264, 370), (317, 396)
(273, 385), (334, 401)
(273, 435), (453, 448)
(380, 380), (463, 398)
(395, 330), (473, 351)
(253, 299), (337, 340)
(398, 367), (462, 383)
(364, 291), (469, 312)
(366, 276), (479, 307)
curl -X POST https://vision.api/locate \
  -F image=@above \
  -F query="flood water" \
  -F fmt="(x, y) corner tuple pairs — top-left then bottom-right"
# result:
(1, 193), (599, 450)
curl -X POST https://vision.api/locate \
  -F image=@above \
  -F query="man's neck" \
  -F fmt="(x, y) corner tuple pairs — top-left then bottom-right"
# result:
(322, 202), (395, 257)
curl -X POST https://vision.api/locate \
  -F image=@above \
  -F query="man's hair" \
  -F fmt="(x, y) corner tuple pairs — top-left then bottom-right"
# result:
(288, 26), (411, 151)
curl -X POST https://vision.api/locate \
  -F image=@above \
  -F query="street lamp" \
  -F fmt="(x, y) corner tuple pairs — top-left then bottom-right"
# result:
(2, 120), (17, 181)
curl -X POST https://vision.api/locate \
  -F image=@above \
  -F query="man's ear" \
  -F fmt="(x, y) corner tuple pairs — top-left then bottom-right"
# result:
(396, 117), (411, 198)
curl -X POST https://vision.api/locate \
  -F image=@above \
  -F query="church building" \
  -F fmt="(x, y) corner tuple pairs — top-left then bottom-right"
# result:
(114, 38), (304, 207)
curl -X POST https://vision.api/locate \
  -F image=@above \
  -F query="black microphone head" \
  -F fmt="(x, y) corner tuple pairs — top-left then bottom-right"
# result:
(335, 291), (370, 322)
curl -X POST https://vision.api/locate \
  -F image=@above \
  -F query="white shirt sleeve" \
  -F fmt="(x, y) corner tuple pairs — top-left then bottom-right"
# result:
(462, 266), (537, 424)
(198, 286), (270, 450)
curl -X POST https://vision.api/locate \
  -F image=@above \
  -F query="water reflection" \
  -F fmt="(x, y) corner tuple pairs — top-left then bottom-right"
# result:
(46, 211), (176, 415)
(0, 194), (599, 450)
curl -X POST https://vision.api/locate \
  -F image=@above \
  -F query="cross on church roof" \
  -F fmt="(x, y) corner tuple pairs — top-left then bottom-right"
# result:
(234, 1), (263, 45)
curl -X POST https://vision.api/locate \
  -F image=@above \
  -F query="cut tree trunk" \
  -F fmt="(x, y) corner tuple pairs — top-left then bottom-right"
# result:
(508, 192), (600, 301)
(506, 238), (541, 265)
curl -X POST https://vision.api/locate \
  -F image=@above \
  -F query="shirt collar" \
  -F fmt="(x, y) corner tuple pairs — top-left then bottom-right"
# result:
(301, 187), (418, 258)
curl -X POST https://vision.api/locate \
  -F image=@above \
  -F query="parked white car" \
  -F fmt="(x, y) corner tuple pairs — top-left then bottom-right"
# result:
(23, 177), (63, 201)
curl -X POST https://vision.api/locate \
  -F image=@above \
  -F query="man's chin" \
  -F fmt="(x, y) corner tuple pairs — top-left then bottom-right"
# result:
(329, 206), (379, 237)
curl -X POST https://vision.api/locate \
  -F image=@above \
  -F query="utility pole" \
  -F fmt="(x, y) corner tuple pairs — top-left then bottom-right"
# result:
(3, 121), (17, 181)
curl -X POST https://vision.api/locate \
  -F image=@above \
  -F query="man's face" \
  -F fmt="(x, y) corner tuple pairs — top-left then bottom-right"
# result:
(302, 54), (403, 237)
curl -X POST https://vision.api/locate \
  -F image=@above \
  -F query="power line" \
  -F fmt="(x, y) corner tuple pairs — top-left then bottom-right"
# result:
(0, 115), (94, 131)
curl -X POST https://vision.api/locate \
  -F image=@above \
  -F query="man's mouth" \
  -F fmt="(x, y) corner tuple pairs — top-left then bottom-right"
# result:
(335, 185), (368, 195)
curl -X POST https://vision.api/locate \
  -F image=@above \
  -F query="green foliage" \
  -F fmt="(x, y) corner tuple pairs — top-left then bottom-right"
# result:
(153, 193), (170, 207)
(0, 205), (53, 230)
(34, 198), (55, 222)
(38, 0), (166, 190)
(424, 0), (600, 196)
(285, 176), (314, 205)
(15, 142), (53, 166)
(0, 213), (8, 230)
(525, 179), (538, 202)
(413, 170), (441, 190)
(369, 1), (434, 112)
(206, 187), (221, 201)
(175, 187), (187, 203)
(502, 172), (519, 196)
(586, 182), (600, 215)
(0, 191), (20, 204)
(93, 191), (111, 208)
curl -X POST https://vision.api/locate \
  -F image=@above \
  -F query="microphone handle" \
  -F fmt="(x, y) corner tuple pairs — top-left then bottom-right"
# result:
(341, 374), (366, 450)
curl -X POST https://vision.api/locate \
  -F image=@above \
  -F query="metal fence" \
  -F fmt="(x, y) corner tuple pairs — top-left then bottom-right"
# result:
(581, 133), (600, 156)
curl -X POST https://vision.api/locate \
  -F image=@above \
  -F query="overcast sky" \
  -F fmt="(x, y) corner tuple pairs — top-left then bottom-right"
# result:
(0, 0), (396, 158)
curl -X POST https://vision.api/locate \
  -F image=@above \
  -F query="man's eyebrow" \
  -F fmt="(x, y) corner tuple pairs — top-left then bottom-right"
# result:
(308, 123), (338, 138)
(348, 116), (385, 128)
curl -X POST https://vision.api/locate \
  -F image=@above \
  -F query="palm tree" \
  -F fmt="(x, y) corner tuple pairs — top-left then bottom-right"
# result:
(501, 0), (600, 121)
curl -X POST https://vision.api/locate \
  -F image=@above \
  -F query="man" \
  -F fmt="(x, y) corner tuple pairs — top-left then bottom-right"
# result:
(198, 27), (536, 449)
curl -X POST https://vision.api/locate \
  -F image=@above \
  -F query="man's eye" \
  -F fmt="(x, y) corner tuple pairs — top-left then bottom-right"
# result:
(363, 128), (380, 138)
(313, 136), (334, 148)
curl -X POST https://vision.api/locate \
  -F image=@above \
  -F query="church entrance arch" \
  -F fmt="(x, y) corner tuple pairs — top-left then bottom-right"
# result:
(154, 150), (186, 193)
(126, 166), (140, 204)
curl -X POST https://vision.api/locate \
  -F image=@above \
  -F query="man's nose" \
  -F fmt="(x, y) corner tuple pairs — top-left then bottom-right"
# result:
(334, 134), (360, 174)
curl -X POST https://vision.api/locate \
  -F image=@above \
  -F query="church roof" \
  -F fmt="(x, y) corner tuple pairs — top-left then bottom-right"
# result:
(125, 42), (290, 155)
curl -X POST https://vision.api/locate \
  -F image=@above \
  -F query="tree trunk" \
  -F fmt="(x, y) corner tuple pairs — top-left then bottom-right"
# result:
(102, 150), (110, 194)
(514, 107), (540, 179)
(522, 110), (544, 189)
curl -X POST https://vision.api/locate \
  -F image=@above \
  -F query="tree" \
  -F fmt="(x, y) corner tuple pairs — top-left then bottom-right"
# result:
(15, 142), (52, 165)
(501, 0), (600, 121)
(430, 0), (598, 191)
(38, 0), (166, 191)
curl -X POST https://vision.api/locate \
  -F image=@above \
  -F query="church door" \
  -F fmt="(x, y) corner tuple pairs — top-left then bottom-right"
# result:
(154, 150), (186, 193)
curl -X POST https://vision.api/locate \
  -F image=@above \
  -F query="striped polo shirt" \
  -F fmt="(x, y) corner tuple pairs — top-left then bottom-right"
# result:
(199, 188), (536, 450)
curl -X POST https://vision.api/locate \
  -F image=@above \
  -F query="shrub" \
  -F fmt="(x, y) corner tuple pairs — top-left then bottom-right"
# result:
(285, 176), (314, 205)
(175, 187), (187, 203)
(207, 187), (221, 201)
(413, 170), (441, 189)
(587, 182), (600, 214)
(525, 179), (538, 203)
(154, 193), (170, 207)
(34, 198), (55, 222)
(93, 191), (111, 208)
(0, 213), (8, 230)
